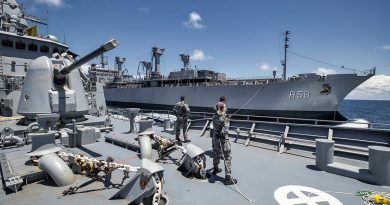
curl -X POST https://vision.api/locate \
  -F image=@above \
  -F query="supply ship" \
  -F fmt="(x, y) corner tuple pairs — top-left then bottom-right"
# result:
(103, 33), (375, 120)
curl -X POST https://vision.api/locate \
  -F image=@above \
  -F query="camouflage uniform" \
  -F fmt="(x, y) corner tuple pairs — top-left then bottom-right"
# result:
(212, 102), (232, 177)
(173, 101), (190, 140)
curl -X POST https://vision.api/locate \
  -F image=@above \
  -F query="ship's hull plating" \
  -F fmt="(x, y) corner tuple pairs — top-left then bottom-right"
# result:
(104, 74), (372, 120)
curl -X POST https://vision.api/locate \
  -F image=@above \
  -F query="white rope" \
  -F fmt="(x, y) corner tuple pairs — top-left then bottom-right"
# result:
(218, 139), (255, 205)
(229, 84), (265, 118)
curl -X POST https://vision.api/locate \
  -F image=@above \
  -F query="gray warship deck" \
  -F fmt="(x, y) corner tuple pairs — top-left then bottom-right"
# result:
(1, 118), (389, 205)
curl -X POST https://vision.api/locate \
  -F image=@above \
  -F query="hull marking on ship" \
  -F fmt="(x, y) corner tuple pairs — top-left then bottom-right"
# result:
(289, 91), (311, 99)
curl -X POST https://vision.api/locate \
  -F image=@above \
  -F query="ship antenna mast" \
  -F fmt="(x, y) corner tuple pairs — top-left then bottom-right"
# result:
(281, 31), (290, 81)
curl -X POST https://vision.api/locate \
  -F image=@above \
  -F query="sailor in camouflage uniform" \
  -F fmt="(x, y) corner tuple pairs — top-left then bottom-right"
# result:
(173, 96), (191, 142)
(212, 96), (238, 185)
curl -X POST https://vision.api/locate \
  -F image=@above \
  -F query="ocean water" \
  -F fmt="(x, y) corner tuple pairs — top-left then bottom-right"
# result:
(339, 100), (390, 127)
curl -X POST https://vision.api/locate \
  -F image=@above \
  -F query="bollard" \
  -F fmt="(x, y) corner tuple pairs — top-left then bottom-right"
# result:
(138, 119), (154, 135)
(368, 146), (390, 186)
(130, 116), (135, 133)
(123, 108), (140, 133)
(163, 119), (171, 131)
(315, 139), (334, 170)
(172, 120), (177, 134)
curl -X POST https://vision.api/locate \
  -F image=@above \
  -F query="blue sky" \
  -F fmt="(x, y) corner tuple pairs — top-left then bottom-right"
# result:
(22, 0), (390, 99)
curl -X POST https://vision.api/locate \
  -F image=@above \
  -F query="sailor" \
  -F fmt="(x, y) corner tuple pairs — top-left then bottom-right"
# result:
(173, 96), (191, 142)
(212, 96), (238, 185)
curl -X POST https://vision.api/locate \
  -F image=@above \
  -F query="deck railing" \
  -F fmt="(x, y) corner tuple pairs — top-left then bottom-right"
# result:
(109, 107), (390, 129)
(109, 107), (390, 162)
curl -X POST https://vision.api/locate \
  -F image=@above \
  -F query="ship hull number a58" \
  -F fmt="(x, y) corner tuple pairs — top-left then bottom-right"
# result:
(289, 91), (310, 99)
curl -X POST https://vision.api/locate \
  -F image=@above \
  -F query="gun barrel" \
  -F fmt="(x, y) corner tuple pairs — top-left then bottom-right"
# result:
(59, 39), (119, 75)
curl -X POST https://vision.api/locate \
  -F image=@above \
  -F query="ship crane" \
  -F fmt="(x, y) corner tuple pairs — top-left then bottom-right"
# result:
(114, 56), (126, 82)
(150, 47), (164, 79)
(137, 61), (153, 79)
(137, 61), (142, 79)
(180, 54), (191, 71)
(115, 56), (126, 75)
(100, 54), (108, 68)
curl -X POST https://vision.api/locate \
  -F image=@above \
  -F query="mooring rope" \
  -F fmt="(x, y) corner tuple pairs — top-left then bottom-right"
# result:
(229, 84), (265, 118)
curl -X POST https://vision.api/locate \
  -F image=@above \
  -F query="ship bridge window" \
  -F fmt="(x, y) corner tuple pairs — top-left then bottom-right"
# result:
(40, 45), (49, 53)
(53, 47), (59, 54)
(15, 41), (26, 50)
(1, 39), (13, 48)
(28, 43), (38, 51)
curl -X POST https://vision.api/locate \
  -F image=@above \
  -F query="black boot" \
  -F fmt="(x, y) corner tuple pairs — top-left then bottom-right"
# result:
(224, 175), (238, 185)
(184, 138), (191, 143)
(212, 167), (222, 175)
(184, 134), (191, 143)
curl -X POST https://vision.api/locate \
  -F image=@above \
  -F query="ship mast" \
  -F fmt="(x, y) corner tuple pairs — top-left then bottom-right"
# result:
(281, 31), (290, 81)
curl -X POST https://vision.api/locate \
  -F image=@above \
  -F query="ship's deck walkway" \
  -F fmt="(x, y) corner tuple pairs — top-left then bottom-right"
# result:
(1, 118), (389, 205)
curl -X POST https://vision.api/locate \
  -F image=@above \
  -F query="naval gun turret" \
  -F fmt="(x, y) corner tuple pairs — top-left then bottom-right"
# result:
(17, 39), (119, 121)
